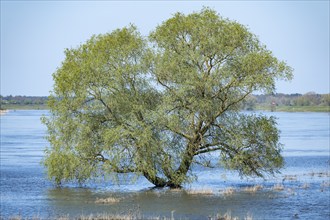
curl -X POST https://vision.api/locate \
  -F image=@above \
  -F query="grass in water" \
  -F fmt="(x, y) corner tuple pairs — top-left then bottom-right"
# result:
(272, 183), (285, 191)
(186, 188), (213, 195)
(95, 197), (121, 204)
(242, 185), (263, 193)
(221, 187), (235, 196)
(8, 212), (254, 220)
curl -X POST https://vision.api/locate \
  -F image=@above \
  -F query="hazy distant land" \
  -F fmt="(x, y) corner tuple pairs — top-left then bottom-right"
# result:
(1, 93), (329, 112)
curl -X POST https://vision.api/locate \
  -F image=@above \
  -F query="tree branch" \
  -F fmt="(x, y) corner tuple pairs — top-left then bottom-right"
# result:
(95, 153), (137, 173)
(165, 125), (193, 141)
(195, 146), (224, 155)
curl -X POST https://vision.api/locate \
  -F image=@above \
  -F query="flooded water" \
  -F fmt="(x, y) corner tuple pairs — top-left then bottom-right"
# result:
(1, 110), (329, 219)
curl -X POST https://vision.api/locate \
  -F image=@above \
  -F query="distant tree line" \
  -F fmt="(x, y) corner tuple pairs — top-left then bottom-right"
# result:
(242, 92), (330, 110)
(1, 93), (329, 110)
(0, 95), (48, 107)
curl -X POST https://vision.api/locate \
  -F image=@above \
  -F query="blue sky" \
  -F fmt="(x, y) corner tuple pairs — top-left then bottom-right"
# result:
(1, 1), (329, 96)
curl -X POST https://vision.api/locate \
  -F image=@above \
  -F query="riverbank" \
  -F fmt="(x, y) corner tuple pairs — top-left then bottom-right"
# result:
(0, 104), (48, 110)
(255, 105), (329, 112)
(2, 104), (329, 112)
(0, 109), (9, 115)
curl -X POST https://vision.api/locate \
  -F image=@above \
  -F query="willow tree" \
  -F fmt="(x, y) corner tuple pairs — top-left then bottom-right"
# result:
(43, 9), (292, 188)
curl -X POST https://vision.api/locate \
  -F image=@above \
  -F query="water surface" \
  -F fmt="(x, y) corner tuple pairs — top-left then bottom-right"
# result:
(0, 110), (329, 219)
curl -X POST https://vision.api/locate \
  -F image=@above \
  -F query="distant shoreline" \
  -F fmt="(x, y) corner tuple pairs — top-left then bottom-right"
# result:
(2, 94), (329, 112)
(1, 104), (48, 110)
(1, 104), (329, 112)
(255, 105), (330, 112)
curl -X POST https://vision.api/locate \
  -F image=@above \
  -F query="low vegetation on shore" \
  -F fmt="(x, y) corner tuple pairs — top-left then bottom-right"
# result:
(1, 93), (329, 112)
(1, 96), (48, 110)
(242, 92), (330, 112)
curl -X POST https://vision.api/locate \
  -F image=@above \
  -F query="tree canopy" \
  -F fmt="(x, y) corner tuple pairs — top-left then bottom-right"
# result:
(43, 8), (293, 188)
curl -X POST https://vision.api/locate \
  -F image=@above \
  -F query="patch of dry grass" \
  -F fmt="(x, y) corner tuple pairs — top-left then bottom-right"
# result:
(221, 187), (235, 196)
(77, 213), (136, 220)
(215, 212), (239, 220)
(210, 211), (253, 220)
(8, 211), (254, 220)
(283, 175), (297, 181)
(300, 183), (310, 189)
(169, 188), (182, 193)
(186, 188), (213, 195)
(0, 109), (9, 115)
(95, 197), (121, 204)
(272, 183), (284, 191)
(286, 188), (296, 196)
(308, 171), (330, 178)
(242, 185), (263, 193)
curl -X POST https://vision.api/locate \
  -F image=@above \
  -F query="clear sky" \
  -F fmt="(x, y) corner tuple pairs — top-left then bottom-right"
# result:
(1, 1), (329, 96)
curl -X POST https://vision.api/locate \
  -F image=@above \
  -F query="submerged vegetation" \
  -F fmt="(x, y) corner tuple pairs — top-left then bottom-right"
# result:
(4, 168), (330, 219)
(7, 212), (253, 220)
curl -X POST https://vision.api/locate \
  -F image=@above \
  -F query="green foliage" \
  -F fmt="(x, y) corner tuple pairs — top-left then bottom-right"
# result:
(217, 114), (283, 177)
(43, 8), (292, 187)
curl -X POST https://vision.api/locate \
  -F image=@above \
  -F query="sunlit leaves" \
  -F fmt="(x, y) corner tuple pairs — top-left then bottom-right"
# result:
(44, 8), (292, 187)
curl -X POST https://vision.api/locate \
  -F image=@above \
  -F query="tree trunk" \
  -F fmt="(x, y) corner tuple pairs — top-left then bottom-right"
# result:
(143, 171), (167, 187)
(168, 143), (197, 188)
(141, 143), (198, 188)
(176, 144), (195, 177)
